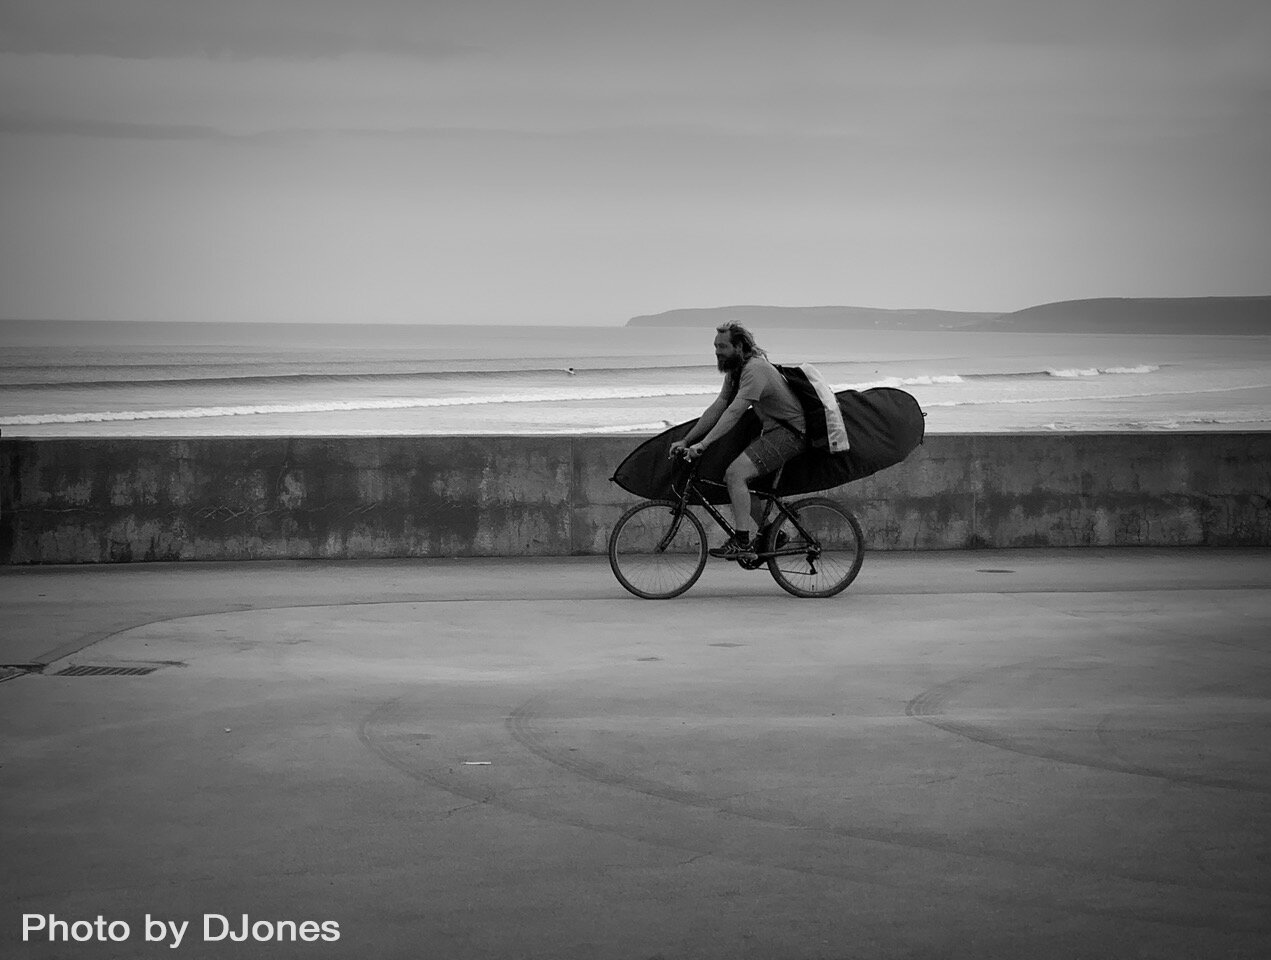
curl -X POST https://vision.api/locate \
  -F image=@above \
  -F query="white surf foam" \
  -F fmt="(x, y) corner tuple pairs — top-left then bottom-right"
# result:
(0, 385), (719, 426)
(1100, 365), (1160, 375)
(0, 371), (993, 426)
(833, 375), (965, 390)
(1045, 365), (1160, 378)
(926, 381), (1271, 408)
(1041, 415), (1271, 431)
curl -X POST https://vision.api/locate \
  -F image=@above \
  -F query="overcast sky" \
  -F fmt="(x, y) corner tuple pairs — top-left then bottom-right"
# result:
(1, 0), (1268, 325)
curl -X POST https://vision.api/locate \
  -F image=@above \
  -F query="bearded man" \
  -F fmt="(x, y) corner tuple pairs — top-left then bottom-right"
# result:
(668, 321), (807, 560)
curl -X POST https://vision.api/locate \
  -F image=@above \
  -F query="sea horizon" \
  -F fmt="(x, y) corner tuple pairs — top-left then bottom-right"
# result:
(3, 318), (1270, 439)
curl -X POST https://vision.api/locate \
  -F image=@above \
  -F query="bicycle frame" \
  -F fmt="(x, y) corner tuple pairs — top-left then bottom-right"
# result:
(662, 458), (818, 561)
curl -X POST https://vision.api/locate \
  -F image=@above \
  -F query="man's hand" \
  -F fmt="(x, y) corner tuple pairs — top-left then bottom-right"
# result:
(668, 440), (705, 460)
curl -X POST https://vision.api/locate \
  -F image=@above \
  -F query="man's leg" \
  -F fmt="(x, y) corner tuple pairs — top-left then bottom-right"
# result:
(750, 496), (767, 529)
(723, 454), (761, 538)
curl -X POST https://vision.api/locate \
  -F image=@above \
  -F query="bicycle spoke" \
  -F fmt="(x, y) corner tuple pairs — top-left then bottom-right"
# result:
(767, 498), (864, 598)
(609, 500), (708, 599)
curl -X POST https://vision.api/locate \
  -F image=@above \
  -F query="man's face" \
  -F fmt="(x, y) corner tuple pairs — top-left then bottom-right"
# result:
(714, 333), (742, 373)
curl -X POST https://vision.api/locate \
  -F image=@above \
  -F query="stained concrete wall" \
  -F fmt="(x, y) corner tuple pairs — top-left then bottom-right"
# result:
(2, 434), (1269, 564)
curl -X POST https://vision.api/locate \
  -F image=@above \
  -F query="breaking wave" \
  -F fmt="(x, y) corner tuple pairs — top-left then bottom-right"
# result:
(925, 381), (1271, 408)
(0, 387), (709, 425)
(1045, 364), (1160, 378)
(0, 373), (980, 425)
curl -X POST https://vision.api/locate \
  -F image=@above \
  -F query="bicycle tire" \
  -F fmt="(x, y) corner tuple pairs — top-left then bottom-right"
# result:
(608, 499), (709, 599)
(767, 497), (864, 598)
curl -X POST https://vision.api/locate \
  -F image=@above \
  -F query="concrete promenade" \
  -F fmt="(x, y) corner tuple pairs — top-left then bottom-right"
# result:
(2, 549), (1270, 959)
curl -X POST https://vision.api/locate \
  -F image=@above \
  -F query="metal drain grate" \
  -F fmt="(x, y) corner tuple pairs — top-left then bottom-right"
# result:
(54, 665), (158, 677)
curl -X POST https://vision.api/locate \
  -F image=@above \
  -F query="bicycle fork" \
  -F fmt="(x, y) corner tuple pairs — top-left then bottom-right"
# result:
(655, 504), (689, 553)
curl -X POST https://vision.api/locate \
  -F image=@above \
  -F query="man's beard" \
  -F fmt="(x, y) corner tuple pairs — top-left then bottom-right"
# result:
(717, 353), (744, 373)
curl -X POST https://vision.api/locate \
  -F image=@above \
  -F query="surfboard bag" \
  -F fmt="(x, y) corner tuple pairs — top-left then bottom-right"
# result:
(611, 387), (926, 505)
(774, 362), (851, 453)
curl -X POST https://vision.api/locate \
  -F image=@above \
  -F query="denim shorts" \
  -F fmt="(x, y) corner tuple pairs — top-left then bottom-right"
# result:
(744, 426), (806, 478)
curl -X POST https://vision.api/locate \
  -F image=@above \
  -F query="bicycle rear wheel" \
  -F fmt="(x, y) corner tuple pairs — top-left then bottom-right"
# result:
(767, 497), (864, 598)
(608, 499), (709, 599)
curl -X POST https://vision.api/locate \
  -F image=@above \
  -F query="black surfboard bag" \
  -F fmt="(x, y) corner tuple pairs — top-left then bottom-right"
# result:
(611, 387), (926, 505)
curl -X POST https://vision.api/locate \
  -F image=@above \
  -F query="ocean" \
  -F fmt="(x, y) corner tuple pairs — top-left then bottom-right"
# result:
(2, 319), (1270, 437)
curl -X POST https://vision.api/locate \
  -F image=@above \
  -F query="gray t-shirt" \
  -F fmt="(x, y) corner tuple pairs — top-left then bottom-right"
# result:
(719, 356), (806, 434)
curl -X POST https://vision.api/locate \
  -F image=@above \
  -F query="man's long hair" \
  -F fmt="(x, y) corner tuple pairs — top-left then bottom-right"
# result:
(715, 320), (767, 361)
(716, 320), (766, 400)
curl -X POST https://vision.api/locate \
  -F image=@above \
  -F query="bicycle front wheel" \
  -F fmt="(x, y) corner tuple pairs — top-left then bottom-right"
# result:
(767, 497), (864, 598)
(608, 499), (709, 599)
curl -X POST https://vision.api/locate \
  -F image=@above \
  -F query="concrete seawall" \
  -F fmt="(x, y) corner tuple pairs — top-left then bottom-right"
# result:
(2, 434), (1269, 563)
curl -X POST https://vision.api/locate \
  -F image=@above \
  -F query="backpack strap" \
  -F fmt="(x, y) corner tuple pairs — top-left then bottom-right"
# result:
(773, 416), (808, 443)
(770, 364), (808, 443)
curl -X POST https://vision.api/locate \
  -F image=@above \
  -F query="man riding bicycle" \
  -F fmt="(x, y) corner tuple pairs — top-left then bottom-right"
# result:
(669, 321), (807, 561)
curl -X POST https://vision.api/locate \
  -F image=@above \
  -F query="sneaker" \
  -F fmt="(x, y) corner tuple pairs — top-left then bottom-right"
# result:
(709, 534), (757, 561)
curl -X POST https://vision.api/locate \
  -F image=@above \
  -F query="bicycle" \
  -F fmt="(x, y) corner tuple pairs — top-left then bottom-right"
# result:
(607, 452), (865, 600)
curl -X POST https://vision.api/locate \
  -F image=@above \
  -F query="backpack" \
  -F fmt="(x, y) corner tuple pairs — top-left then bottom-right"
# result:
(775, 363), (851, 453)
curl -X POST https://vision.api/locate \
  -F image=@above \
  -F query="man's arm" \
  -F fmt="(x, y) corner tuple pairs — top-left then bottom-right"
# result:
(681, 394), (728, 444)
(669, 385), (731, 456)
(683, 363), (756, 455)
(696, 396), (749, 448)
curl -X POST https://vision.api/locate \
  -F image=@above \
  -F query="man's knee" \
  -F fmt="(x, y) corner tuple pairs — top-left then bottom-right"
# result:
(725, 455), (758, 484)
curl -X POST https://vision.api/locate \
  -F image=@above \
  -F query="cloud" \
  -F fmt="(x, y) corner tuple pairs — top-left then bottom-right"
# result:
(2, 0), (1268, 64)
(0, 0), (465, 60)
(0, 113), (227, 139)
(1, 0), (1266, 229)
(830, 0), (1267, 47)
